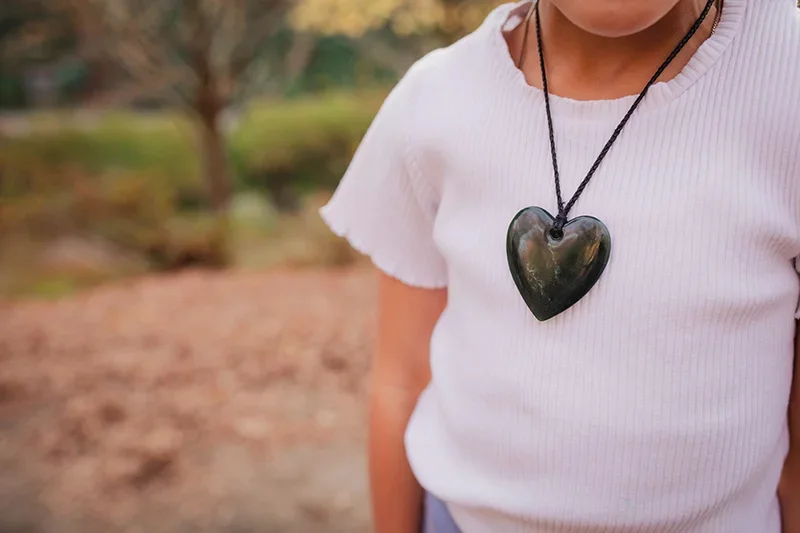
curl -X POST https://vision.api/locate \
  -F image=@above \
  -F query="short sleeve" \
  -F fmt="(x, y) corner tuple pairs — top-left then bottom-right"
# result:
(319, 71), (448, 289)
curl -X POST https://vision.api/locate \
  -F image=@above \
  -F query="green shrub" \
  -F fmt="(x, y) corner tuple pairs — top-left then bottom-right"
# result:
(0, 112), (204, 208)
(1, 94), (383, 211)
(0, 113), (229, 272)
(0, 166), (228, 272)
(144, 213), (230, 271)
(230, 92), (383, 208)
(0, 93), (385, 291)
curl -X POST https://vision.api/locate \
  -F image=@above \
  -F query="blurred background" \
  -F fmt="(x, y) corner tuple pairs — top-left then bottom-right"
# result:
(0, 1), (500, 532)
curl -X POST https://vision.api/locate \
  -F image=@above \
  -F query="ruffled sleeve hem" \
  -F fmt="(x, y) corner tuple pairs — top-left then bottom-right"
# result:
(320, 204), (448, 290)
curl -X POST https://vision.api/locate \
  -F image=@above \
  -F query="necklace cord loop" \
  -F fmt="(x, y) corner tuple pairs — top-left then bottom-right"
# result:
(552, 212), (568, 233)
(526, 0), (717, 224)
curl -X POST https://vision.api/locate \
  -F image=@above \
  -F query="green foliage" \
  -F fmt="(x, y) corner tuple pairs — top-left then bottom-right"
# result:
(0, 112), (204, 206)
(0, 93), (378, 295)
(286, 35), (397, 95)
(3, 93), (382, 209)
(0, 124), (223, 274)
(230, 92), (381, 207)
(0, 74), (26, 108)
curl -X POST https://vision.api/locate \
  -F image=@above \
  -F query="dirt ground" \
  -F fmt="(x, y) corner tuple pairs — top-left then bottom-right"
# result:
(0, 267), (377, 533)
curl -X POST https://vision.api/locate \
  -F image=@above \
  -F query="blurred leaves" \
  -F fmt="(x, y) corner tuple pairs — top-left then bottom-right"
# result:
(0, 0), (76, 64)
(58, 0), (299, 210)
(292, 0), (447, 37)
(291, 0), (503, 40)
(230, 92), (381, 206)
(0, 93), (375, 295)
(60, 0), (290, 108)
(2, 0), (503, 108)
(0, 0), (503, 296)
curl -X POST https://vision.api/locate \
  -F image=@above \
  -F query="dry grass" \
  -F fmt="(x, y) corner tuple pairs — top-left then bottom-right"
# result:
(232, 192), (364, 272)
(0, 192), (365, 300)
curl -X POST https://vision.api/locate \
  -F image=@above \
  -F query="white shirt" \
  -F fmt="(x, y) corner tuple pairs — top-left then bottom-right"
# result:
(321, 1), (800, 530)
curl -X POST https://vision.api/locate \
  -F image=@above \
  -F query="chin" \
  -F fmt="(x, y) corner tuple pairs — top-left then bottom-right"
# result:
(553, 0), (682, 37)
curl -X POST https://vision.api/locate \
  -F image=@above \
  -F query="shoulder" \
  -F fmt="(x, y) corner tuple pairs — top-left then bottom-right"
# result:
(742, 1), (800, 181)
(388, 2), (516, 110)
(737, 0), (800, 78)
(748, 0), (800, 33)
(723, 1), (800, 134)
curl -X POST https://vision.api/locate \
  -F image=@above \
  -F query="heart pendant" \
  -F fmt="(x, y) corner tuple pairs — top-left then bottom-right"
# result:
(506, 207), (611, 321)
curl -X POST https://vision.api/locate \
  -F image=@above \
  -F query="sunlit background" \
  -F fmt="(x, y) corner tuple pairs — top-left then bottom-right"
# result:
(0, 1), (501, 532)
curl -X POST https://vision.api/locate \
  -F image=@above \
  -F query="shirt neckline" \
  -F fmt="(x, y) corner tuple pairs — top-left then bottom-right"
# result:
(486, 0), (746, 120)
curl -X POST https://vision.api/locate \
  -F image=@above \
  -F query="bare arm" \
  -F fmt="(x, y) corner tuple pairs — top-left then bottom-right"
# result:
(369, 272), (447, 533)
(780, 325), (800, 532)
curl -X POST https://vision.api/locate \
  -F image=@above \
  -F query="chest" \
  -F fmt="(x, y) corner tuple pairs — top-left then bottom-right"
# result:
(419, 99), (800, 323)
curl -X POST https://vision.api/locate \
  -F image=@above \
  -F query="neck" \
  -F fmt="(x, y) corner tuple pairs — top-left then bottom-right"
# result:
(531, 0), (716, 96)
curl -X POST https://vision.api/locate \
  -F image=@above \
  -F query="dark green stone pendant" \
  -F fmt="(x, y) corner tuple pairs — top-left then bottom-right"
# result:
(506, 207), (611, 322)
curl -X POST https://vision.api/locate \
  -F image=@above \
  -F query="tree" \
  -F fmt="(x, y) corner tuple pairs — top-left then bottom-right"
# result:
(68, 0), (293, 213)
(291, 0), (501, 74)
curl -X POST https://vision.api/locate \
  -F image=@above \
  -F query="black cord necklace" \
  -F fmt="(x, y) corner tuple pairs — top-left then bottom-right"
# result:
(506, 0), (717, 322)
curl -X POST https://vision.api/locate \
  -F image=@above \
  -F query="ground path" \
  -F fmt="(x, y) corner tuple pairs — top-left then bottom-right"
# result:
(0, 267), (376, 533)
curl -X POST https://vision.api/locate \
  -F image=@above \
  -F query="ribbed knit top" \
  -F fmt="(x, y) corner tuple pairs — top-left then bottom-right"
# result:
(320, 1), (800, 531)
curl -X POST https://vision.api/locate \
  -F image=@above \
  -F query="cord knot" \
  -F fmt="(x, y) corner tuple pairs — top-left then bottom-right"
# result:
(549, 213), (567, 240)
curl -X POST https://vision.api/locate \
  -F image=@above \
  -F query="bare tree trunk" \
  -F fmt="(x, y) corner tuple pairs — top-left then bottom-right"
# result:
(198, 103), (230, 213)
(194, 37), (230, 214)
(285, 32), (316, 81)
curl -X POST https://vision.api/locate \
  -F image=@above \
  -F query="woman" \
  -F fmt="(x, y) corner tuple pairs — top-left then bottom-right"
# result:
(321, 0), (800, 531)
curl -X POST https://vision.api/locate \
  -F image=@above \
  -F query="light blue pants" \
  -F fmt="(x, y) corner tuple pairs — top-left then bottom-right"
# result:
(423, 492), (462, 533)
